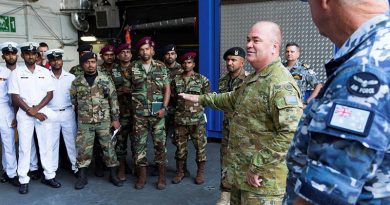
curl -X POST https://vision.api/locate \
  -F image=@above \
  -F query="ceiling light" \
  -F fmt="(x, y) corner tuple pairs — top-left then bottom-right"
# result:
(81, 35), (97, 42)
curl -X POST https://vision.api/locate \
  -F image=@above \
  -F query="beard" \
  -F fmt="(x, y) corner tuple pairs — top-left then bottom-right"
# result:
(140, 54), (151, 62)
(165, 58), (175, 65)
(6, 59), (17, 66)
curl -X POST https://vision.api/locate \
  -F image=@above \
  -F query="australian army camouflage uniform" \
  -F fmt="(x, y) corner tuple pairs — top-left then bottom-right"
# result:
(218, 67), (248, 192)
(199, 58), (303, 203)
(70, 55), (120, 171)
(171, 52), (210, 184)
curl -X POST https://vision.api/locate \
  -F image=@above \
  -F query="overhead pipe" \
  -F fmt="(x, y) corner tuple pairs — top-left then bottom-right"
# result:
(131, 17), (196, 31)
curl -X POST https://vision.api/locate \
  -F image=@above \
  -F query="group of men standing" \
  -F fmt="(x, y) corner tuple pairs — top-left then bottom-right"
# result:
(0, 36), (213, 195)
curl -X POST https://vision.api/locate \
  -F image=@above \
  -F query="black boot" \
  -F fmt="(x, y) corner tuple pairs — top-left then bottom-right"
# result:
(94, 156), (104, 177)
(0, 172), (9, 183)
(9, 176), (20, 187)
(19, 183), (29, 194)
(109, 167), (123, 187)
(74, 168), (88, 190)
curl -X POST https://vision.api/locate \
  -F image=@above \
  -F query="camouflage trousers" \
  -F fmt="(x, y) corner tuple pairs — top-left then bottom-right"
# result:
(133, 115), (167, 166)
(173, 123), (207, 162)
(220, 120), (232, 192)
(165, 110), (175, 139)
(115, 117), (134, 160)
(231, 187), (283, 205)
(76, 121), (119, 168)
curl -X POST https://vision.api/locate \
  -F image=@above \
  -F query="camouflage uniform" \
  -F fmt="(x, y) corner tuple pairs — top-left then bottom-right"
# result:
(129, 59), (169, 166)
(285, 12), (390, 205)
(103, 63), (133, 161)
(199, 58), (302, 204)
(218, 68), (249, 192)
(70, 71), (120, 168)
(171, 72), (210, 162)
(283, 61), (321, 102)
(167, 61), (183, 82)
(166, 61), (183, 138)
(69, 65), (83, 77)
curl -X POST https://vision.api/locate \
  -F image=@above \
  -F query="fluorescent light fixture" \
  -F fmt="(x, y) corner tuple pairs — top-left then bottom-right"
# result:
(81, 35), (97, 42)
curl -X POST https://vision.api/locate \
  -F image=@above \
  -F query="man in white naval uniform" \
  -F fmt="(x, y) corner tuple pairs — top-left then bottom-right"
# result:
(9, 42), (61, 194)
(0, 42), (19, 186)
(45, 49), (77, 174)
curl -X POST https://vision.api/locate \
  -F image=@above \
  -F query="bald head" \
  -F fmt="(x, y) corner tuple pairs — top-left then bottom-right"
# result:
(307, 0), (389, 47)
(246, 21), (282, 72)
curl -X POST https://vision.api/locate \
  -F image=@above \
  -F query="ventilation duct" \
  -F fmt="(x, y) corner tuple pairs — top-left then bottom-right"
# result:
(132, 17), (196, 31)
(60, 0), (92, 32)
(71, 12), (89, 32)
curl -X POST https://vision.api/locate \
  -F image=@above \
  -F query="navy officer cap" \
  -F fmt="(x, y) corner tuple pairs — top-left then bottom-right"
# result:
(0, 42), (18, 53)
(223, 47), (246, 60)
(44, 49), (64, 60)
(162, 44), (176, 54)
(80, 51), (97, 64)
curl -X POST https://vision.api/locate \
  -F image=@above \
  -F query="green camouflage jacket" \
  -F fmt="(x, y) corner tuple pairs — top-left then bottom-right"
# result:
(199, 58), (303, 195)
(172, 72), (210, 125)
(69, 64), (83, 77)
(129, 59), (169, 116)
(70, 71), (120, 123)
(166, 61), (183, 83)
(218, 68), (249, 120)
(103, 64), (132, 119)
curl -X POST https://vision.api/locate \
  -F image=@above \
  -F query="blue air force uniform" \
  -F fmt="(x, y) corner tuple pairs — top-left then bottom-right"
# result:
(284, 12), (390, 205)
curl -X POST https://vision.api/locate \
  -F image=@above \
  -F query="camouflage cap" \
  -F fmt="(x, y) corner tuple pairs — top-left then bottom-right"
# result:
(115, 43), (131, 55)
(80, 51), (97, 64)
(135, 36), (155, 50)
(223, 47), (246, 60)
(180, 52), (197, 62)
(0, 42), (18, 53)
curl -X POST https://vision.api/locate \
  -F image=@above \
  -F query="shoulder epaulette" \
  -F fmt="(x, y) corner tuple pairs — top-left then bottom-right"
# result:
(302, 63), (310, 69)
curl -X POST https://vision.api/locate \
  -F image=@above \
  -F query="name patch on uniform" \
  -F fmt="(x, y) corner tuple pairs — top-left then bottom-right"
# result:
(0, 78), (6, 81)
(284, 95), (298, 105)
(39, 76), (45, 79)
(327, 103), (373, 136)
(21, 77), (28, 79)
(347, 72), (380, 97)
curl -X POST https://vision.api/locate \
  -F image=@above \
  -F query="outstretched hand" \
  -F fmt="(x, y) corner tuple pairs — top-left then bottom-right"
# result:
(178, 93), (200, 103)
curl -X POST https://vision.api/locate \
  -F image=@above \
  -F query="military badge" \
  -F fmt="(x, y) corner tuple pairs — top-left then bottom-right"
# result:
(347, 72), (380, 97)
(234, 50), (238, 55)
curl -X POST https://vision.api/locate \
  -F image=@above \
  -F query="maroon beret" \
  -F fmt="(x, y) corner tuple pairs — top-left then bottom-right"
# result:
(99, 44), (115, 54)
(135, 36), (155, 50)
(180, 52), (197, 62)
(115, 43), (131, 55)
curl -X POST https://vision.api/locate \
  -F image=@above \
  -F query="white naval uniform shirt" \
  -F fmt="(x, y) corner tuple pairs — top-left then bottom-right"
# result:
(47, 69), (75, 110)
(0, 65), (12, 105)
(8, 64), (55, 107)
